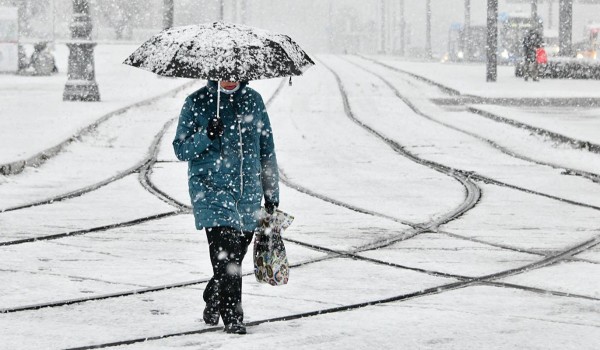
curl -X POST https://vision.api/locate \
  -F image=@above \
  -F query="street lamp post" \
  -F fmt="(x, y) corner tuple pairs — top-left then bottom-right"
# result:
(464, 0), (471, 59)
(425, 0), (432, 59)
(399, 0), (405, 56)
(163, 0), (174, 29)
(63, 0), (100, 102)
(548, 0), (554, 29)
(531, 0), (538, 20)
(486, 0), (498, 82)
(240, 1), (247, 24)
(380, 0), (386, 53)
(559, 0), (573, 56)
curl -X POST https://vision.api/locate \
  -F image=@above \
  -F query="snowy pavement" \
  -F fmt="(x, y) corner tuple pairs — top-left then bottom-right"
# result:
(1, 54), (599, 349)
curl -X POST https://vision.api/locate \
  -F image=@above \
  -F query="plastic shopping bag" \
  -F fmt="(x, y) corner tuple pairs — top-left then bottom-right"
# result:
(536, 48), (548, 64)
(253, 208), (294, 286)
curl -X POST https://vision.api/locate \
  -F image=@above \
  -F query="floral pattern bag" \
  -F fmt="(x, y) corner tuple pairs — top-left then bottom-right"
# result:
(253, 209), (294, 286)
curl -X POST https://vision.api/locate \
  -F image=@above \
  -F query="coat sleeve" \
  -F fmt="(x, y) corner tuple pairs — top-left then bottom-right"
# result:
(172, 97), (212, 161)
(258, 96), (280, 206)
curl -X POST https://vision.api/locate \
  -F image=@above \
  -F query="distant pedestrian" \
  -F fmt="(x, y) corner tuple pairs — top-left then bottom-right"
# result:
(523, 29), (543, 82)
(172, 80), (279, 334)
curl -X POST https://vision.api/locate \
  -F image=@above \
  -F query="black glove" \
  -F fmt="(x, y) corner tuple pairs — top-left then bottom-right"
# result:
(207, 117), (224, 140)
(264, 201), (278, 215)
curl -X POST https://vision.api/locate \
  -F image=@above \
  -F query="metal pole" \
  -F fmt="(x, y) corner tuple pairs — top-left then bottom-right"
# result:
(52, 0), (56, 41)
(486, 0), (498, 82)
(548, 0), (553, 29)
(240, 1), (246, 23)
(232, 0), (238, 23)
(531, 0), (538, 19)
(220, 0), (225, 21)
(380, 0), (386, 53)
(400, 0), (405, 56)
(426, 0), (432, 59)
(63, 0), (100, 101)
(531, 0), (539, 32)
(464, 0), (471, 59)
(559, 0), (573, 56)
(327, 1), (334, 53)
(163, 0), (174, 30)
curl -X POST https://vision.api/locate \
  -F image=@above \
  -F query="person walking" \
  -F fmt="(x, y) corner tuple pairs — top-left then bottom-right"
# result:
(523, 28), (543, 82)
(125, 22), (312, 333)
(172, 80), (279, 334)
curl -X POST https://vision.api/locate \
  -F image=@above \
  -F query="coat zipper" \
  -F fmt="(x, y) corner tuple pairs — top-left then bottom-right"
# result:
(234, 110), (244, 230)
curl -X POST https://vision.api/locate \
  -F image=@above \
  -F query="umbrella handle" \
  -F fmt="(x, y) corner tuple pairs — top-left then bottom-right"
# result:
(217, 79), (224, 160)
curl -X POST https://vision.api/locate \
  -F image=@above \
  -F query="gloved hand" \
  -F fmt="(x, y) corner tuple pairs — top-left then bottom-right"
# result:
(207, 117), (224, 140)
(264, 201), (278, 215)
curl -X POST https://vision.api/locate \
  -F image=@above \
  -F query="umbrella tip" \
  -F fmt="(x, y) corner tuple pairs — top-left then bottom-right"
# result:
(289, 76), (292, 86)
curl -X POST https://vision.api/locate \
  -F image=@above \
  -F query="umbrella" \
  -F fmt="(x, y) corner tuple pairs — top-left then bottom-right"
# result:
(123, 22), (314, 81)
(123, 22), (314, 152)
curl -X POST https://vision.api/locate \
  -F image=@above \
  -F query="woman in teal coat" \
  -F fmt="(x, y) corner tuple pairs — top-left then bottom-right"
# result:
(173, 80), (279, 334)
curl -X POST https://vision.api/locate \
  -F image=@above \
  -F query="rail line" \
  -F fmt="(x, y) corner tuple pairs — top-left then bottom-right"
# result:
(57, 61), (600, 348)
(1, 69), (484, 315)
(65, 231), (600, 350)
(0, 80), (198, 176)
(318, 58), (482, 233)
(342, 56), (600, 210)
(0, 84), (203, 214)
(360, 55), (600, 156)
(4, 66), (599, 349)
(0, 117), (187, 247)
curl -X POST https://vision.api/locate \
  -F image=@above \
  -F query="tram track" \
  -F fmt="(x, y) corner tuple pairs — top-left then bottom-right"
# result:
(6, 61), (596, 310)
(0, 117), (188, 247)
(0, 80), (283, 246)
(4, 212), (597, 317)
(0, 81), (198, 177)
(1, 68), (485, 315)
(343, 56), (600, 206)
(4, 64), (596, 292)
(4, 63), (599, 349)
(0, 65), (599, 349)
(359, 56), (600, 158)
(64, 230), (600, 350)
(0, 84), (203, 214)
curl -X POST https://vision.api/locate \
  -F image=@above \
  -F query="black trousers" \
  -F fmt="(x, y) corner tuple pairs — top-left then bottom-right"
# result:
(203, 226), (254, 325)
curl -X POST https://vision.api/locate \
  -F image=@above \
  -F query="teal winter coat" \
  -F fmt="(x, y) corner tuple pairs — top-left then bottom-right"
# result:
(172, 81), (279, 232)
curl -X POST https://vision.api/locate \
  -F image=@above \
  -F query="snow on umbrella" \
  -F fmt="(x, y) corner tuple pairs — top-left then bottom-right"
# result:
(122, 22), (315, 81)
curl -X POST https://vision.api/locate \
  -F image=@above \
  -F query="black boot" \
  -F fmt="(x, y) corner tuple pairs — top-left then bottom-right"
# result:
(224, 321), (247, 334)
(203, 302), (220, 326)
(203, 279), (220, 326)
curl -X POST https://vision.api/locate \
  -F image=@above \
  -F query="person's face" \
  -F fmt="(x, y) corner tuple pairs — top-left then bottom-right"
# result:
(220, 81), (239, 90)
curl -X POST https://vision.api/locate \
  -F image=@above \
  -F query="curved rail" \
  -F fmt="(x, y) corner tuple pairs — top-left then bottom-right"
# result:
(0, 80), (198, 176)
(343, 56), (600, 210)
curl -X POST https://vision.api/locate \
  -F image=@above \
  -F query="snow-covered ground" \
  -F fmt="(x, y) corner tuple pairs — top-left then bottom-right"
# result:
(1, 51), (599, 349)
(0, 44), (191, 167)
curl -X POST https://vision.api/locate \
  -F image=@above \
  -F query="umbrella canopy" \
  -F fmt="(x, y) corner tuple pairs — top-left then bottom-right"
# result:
(123, 22), (314, 81)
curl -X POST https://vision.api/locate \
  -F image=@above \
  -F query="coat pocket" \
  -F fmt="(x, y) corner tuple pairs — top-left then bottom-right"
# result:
(189, 172), (213, 206)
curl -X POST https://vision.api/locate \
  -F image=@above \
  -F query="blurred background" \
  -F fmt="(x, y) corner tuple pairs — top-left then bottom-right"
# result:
(1, 0), (599, 57)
